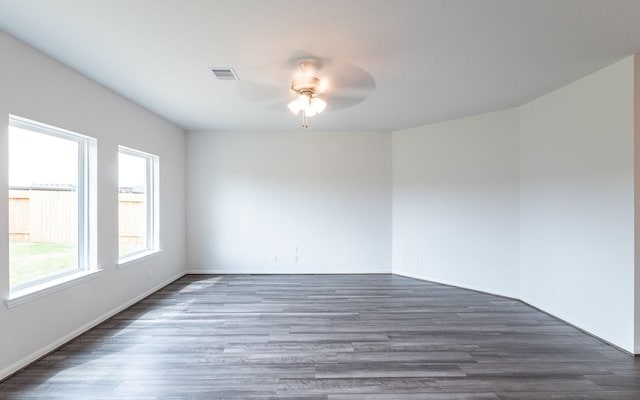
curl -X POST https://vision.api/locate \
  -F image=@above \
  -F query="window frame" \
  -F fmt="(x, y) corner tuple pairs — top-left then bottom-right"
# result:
(8, 115), (94, 292)
(117, 145), (159, 263)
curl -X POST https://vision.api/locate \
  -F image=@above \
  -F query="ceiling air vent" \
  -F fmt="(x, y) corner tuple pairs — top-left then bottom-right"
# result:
(210, 67), (239, 80)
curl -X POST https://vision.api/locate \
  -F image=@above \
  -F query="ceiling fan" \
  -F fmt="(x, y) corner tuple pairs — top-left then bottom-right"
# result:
(287, 61), (328, 128)
(237, 56), (376, 128)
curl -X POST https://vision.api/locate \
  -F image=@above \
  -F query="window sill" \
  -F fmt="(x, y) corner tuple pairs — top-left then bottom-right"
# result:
(5, 268), (103, 308)
(117, 249), (162, 270)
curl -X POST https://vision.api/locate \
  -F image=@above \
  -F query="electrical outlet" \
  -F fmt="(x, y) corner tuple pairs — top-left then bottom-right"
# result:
(272, 254), (278, 262)
(148, 267), (153, 278)
(294, 255), (299, 263)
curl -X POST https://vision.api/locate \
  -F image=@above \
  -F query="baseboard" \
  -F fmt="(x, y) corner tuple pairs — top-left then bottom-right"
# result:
(519, 298), (637, 357)
(394, 269), (637, 356)
(0, 271), (186, 382)
(4, 269), (635, 382)
(392, 269), (518, 300)
(184, 268), (391, 275)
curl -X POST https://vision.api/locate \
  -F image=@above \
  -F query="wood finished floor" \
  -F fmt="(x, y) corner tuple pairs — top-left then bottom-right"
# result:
(1, 274), (639, 399)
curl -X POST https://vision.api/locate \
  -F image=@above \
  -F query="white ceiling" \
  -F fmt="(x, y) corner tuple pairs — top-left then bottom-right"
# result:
(1, 0), (640, 132)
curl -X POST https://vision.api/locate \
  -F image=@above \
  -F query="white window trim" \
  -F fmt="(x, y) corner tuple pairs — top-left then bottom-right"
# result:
(8, 115), (97, 293)
(5, 268), (103, 308)
(117, 146), (160, 263)
(117, 249), (163, 270)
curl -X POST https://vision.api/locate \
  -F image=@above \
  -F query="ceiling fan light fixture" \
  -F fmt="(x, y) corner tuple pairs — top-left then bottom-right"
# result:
(287, 61), (329, 127)
(287, 93), (326, 118)
(288, 94), (310, 114)
(310, 97), (326, 114)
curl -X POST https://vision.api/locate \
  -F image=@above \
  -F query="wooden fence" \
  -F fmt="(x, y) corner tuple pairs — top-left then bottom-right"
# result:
(118, 192), (146, 248)
(9, 188), (145, 246)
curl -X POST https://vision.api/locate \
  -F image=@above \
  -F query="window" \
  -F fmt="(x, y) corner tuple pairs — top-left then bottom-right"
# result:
(8, 115), (95, 291)
(118, 146), (159, 261)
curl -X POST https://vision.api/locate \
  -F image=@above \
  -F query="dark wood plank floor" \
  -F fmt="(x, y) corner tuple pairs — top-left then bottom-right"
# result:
(1, 274), (639, 399)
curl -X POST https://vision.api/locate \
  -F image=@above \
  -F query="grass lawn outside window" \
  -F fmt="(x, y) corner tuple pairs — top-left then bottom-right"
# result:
(9, 242), (76, 288)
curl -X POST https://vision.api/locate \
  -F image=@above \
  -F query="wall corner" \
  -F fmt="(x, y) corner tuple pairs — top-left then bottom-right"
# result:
(634, 53), (640, 354)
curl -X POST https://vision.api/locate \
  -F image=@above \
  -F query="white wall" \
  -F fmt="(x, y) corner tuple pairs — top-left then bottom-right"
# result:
(0, 29), (637, 381)
(634, 54), (640, 354)
(187, 130), (391, 273)
(520, 56), (635, 352)
(392, 109), (520, 298)
(0, 31), (186, 379)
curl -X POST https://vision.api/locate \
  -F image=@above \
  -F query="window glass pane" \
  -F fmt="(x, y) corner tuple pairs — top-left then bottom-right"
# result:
(9, 125), (79, 288)
(118, 152), (148, 257)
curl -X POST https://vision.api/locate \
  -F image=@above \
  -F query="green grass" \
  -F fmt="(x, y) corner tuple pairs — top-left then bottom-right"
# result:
(9, 242), (77, 288)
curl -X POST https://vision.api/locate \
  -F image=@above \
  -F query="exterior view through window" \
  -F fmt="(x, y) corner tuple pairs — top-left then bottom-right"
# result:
(8, 116), (88, 289)
(118, 146), (158, 259)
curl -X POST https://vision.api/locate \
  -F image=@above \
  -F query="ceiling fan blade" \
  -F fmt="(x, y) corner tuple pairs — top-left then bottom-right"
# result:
(316, 61), (376, 93)
(237, 56), (376, 112)
(323, 92), (370, 111)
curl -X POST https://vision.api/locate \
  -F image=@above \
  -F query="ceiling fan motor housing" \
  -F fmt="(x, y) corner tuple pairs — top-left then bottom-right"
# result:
(291, 76), (322, 97)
